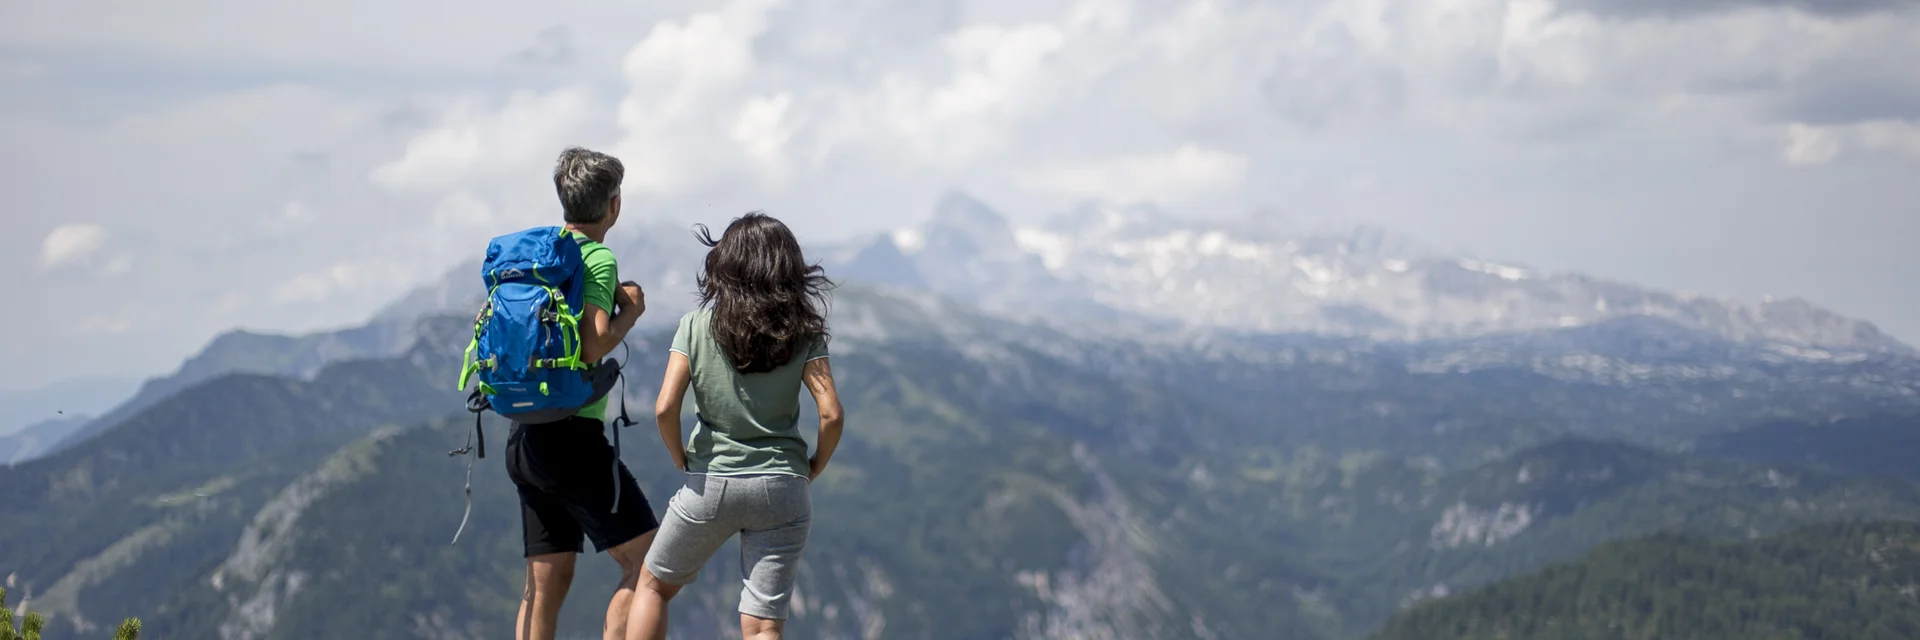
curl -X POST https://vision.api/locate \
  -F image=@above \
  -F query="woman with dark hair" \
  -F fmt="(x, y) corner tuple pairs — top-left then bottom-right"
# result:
(628, 212), (844, 640)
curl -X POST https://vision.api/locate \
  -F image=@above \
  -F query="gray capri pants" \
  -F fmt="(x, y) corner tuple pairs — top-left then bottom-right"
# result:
(643, 473), (813, 619)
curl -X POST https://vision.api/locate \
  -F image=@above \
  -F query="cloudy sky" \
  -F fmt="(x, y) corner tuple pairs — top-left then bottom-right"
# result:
(3, 0), (1918, 390)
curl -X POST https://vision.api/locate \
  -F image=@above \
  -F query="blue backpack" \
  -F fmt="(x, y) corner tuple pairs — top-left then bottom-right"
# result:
(447, 225), (626, 543)
(456, 225), (617, 421)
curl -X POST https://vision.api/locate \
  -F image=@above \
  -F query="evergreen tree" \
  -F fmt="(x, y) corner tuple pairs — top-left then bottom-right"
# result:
(114, 618), (142, 640)
(0, 588), (139, 640)
(1, 587), (18, 640)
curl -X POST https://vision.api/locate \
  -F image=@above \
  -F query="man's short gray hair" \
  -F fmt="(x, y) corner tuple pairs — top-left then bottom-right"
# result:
(553, 147), (625, 224)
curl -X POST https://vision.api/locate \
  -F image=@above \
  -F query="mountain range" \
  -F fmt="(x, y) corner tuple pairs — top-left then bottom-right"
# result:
(8, 282), (1920, 638)
(827, 192), (1911, 355)
(5, 193), (1920, 638)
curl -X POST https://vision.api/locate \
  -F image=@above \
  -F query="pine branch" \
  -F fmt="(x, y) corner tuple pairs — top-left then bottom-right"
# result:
(0, 587), (15, 640)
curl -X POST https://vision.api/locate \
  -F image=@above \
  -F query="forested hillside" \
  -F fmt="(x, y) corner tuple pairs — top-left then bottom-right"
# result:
(1372, 520), (1920, 640)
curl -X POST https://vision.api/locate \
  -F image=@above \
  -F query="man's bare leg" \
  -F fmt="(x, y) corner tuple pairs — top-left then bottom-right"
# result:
(740, 614), (784, 640)
(626, 566), (683, 640)
(517, 553), (577, 640)
(602, 530), (658, 640)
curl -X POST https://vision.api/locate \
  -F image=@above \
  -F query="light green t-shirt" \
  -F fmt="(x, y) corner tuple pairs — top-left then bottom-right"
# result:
(670, 308), (829, 477)
(570, 231), (617, 422)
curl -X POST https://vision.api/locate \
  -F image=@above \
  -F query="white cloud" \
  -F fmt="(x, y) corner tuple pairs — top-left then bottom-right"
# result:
(100, 255), (133, 277)
(1783, 119), (1920, 165)
(39, 223), (107, 269)
(1031, 145), (1249, 204)
(611, 0), (784, 196)
(368, 0), (1920, 216)
(272, 261), (410, 304)
(873, 22), (1069, 166)
(371, 88), (602, 192)
(1, 0), (691, 73)
(1854, 120), (1920, 156)
(1783, 122), (1846, 164)
(730, 92), (797, 178)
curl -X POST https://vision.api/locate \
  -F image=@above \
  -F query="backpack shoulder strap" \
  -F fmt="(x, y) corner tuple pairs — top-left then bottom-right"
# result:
(575, 234), (610, 256)
(565, 229), (614, 260)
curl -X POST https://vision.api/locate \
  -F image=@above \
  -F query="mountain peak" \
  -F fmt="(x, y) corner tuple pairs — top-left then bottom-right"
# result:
(841, 234), (926, 290)
(929, 190), (1011, 233)
(915, 190), (1029, 267)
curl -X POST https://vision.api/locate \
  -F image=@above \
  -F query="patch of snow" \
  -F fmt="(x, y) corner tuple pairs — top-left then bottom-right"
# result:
(1456, 258), (1530, 281)
(1135, 231), (1198, 278)
(1292, 256), (1337, 284)
(1193, 231), (1266, 261)
(1095, 205), (1135, 234)
(1764, 343), (1836, 361)
(1012, 227), (1073, 271)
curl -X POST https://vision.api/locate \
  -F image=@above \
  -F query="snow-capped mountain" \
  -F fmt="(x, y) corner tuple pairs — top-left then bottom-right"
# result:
(824, 192), (1911, 355)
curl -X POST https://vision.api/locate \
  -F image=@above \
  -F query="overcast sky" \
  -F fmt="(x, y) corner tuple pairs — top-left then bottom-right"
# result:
(3, 0), (1918, 390)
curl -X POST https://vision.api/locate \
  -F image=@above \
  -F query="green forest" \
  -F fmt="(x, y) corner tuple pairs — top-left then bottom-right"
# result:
(1372, 520), (1920, 640)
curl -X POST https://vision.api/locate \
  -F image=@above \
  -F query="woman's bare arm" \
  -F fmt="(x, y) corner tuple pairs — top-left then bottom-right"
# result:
(802, 357), (843, 480)
(654, 351), (692, 471)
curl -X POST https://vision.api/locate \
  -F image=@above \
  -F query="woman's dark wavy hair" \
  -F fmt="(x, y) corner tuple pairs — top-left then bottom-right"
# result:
(693, 211), (834, 374)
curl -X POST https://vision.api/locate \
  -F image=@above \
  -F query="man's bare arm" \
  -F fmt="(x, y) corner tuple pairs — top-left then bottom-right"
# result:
(578, 282), (644, 362)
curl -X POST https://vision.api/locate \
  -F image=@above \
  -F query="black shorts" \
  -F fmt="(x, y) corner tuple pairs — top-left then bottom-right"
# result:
(504, 416), (659, 557)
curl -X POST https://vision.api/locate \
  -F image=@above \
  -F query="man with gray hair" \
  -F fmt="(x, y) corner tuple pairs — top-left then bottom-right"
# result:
(503, 146), (660, 640)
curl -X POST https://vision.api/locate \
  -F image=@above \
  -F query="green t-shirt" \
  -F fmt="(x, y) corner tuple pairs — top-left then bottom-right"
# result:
(570, 231), (617, 422)
(670, 308), (829, 478)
